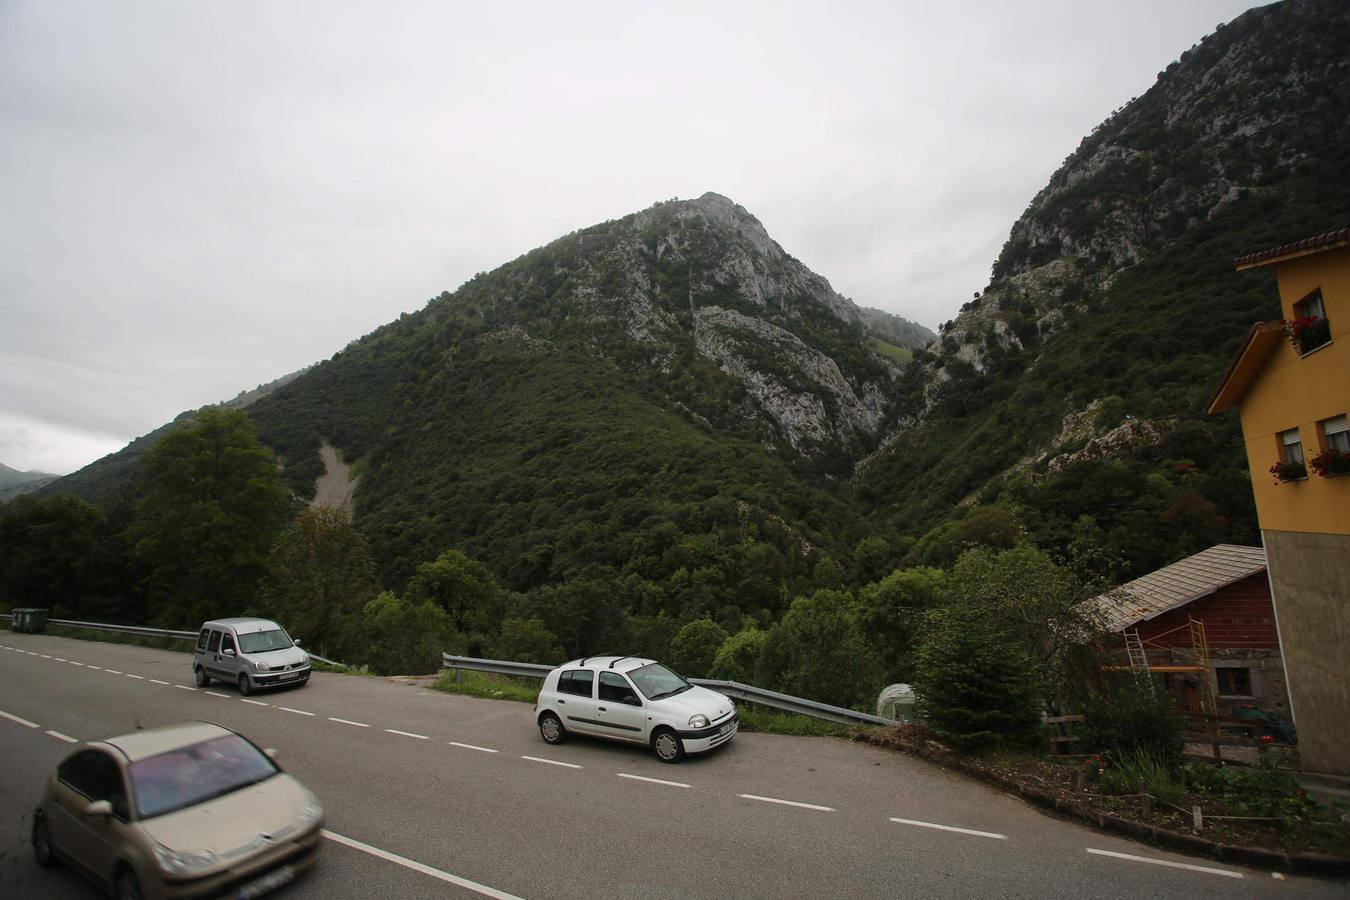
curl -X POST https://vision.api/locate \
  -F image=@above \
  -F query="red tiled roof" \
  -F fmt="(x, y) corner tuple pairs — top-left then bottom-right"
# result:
(1234, 227), (1350, 269)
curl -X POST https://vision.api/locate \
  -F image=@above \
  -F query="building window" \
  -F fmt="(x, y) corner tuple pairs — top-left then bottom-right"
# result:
(1216, 667), (1253, 698)
(1289, 289), (1331, 354)
(1271, 428), (1308, 482)
(1311, 414), (1350, 477)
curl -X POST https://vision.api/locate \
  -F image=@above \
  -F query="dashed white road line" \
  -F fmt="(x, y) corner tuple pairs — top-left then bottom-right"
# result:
(203, 690), (230, 698)
(45, 730), (78, 743)
(52, 657), (66, 662)
(322, 830), (523, 900)
(86, 666), (103, 671)
(1086, 848), (1244, 879)
(521, 756), (583, 769)
(0, 710), (40, 729)
(278, 706), (315, 717)
(448, 741), (497, 753)
(125, 674), (145, 680)
(39, 654), (52, 659)
(386, 728), (429, 740)
(174, 684), (196, 692)
(150, 679), (170, 685)
(105, 669), (122, 675)
(739, 794), (835, 812)
(618, 773), (690, 788)
(889, 817), (1006, 840)
(328, 717), (369, 728)
(68, 661), (83, 666)
(240, 698), (270, 706)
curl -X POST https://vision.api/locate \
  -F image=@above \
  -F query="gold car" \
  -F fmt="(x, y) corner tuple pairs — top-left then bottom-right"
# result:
(32, 721), (323, 900)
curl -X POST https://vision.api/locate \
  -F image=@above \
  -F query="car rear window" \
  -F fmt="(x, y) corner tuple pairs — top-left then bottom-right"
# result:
(557, 669), (594, 698)
(130, 734), (278, 819)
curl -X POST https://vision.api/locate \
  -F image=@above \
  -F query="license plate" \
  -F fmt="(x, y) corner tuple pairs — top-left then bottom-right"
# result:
(719, 722), (734, 736)
(279, 671), (299, 680)
(235, 865), (294, 899)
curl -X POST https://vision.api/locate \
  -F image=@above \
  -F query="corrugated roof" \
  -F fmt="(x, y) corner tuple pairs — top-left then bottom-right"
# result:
(1090, 544), (1267, 633)
(1234, 227), (1350, 269)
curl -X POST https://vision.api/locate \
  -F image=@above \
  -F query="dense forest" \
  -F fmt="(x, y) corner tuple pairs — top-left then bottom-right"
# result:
(4, 1), (1348, 717)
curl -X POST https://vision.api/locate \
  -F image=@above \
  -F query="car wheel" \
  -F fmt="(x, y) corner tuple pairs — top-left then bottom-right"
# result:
(114, 865), (143, 900)
(652, 727), (685, 764)
(238, 674), (253, 696)
(194, 666), (211, 687)
(32, 814), (56, 868)
(538, 712), (566, 745)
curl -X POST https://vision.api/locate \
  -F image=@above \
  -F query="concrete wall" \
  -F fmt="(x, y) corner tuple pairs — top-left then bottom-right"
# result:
(1263, 528), (1350, 776)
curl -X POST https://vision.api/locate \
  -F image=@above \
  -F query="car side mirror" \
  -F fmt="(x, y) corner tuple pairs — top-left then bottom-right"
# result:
(222, 648), (236, 657)
(293, 638), (302, 646)
(82, 799), (113, 819)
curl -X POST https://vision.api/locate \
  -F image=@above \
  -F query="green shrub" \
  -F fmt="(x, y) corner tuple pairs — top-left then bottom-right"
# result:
(757, 589), (884, 709)
(359, 592), (464, 675)
(1115, 748), (1186, 806)
(708, 627), (766, 683)
(912, 603), (1042, 751)
(489, 617), (564, 665)
(667, 618), (729, 677)
(1185, 763), (1315, 821)
(1080, 677), (1184, 767)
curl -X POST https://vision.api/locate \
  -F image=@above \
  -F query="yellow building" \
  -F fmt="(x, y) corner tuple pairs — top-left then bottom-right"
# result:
(1209, 227), (1350, 780)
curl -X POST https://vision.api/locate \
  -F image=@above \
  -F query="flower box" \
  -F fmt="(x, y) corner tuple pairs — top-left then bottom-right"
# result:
(1284, 316), (1331, 355)
(1269, 459), (1307, 482)
(1309, 449), (1350, 477)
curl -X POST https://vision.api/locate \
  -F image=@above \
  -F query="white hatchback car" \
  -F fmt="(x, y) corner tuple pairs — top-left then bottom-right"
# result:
(535, 656), (738, 763)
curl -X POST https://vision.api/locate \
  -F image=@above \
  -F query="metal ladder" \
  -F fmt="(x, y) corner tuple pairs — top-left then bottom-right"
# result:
(1124, 629), (1148, 674)
(1189, 617), (1217, 717)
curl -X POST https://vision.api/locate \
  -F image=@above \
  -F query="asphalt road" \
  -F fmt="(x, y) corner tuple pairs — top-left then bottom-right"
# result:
(0, 632), (1344, 899)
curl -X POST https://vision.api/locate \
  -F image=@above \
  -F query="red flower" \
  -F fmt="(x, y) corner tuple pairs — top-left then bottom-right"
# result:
(1260, 734), (1275, 744)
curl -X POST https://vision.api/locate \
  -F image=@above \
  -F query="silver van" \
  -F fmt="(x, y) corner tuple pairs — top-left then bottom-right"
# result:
(193, 618), (311, 695)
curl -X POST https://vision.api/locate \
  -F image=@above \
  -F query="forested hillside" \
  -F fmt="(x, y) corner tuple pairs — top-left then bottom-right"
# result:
(7, 0), (1348, 707)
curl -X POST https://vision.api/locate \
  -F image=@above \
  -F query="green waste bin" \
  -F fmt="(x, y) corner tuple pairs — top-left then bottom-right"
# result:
(10, 608), (49, 634)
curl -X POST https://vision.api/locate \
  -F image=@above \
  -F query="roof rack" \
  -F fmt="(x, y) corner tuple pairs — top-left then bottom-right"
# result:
(608, 656), (630, 669)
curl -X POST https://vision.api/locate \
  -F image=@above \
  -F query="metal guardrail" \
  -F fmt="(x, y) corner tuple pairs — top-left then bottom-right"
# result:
(442, 653), (896, 727)
(5, 612), (346, 668)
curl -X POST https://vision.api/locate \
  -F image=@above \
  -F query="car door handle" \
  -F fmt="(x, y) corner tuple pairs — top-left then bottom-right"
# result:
(557, 700), (565, 704)
(598, 706), (607, 712)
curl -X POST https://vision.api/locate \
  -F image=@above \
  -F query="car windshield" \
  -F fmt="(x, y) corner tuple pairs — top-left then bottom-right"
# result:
(628, 663), (692, 701)
(238, 628), (292, 654)
(130, 734), (278, 819)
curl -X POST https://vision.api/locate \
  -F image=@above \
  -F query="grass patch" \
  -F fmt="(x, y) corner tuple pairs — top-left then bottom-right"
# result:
(869, 338), (913, 363)
(727, 703), (864, 737)
(432, 670), (541, 703)
(40, 624), (193, 654)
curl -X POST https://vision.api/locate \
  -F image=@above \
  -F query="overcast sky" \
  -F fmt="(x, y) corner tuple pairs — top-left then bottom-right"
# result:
(1, 0), (1257, 475)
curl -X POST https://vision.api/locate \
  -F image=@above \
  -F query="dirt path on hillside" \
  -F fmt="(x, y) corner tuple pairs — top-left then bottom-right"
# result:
(311, 440), (357, 512)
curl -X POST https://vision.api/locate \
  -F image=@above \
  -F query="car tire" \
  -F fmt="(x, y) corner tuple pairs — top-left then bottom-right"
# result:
(238, 674), (253, 697)
(194, 666), (211, 687)
(32, 813), (56, 868)
(652, 727), (685, 764)
(539, 712), (566, 745)
(115, 865), (143, 900)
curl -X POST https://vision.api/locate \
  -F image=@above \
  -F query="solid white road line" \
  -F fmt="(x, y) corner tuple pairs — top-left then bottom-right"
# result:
(46, 730), (78, 743)
(448, 741), (498, 753)
(889, 817), (1006, 840)
(174, 684), (196, 691)
(739, 794), (835, 812)
(322, 830), (523, 900)
(328, 717), (369, 727)
(386, 729), (430, 740)
(150, 679), (170, 685)
(240, 698), (269, 706)
(0, 710), (40, 728)
(126, 674), (145, 680)
(521, 756), (583, 769)
(617, 773), (690, 788)
(279, 706), (315, 716)
(203, 691), (230, 698)
(1086, 848), (1244, 879)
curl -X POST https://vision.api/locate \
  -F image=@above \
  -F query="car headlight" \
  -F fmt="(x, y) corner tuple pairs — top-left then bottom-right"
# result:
(253, 660), (271, 671)
(297, 802), (323, 827)
(689, 714), (709, 729)
(153, 843), (218, 875)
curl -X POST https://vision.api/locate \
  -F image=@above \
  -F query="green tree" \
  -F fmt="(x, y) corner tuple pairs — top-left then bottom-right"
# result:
(757, 589), (883, 709)
(913, 603), (1042, 751)
(0, 494), (125, 618)
(125, 407), (292, 624)
(667, 618), (729, 677)
(490, 617), (564, 665)
(360, 592), (463, 675)
(405, 548), (504, 651)
(257, 505), (379, 658)
(856, 567), (945, 683)
(708, 627), (766, 683)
